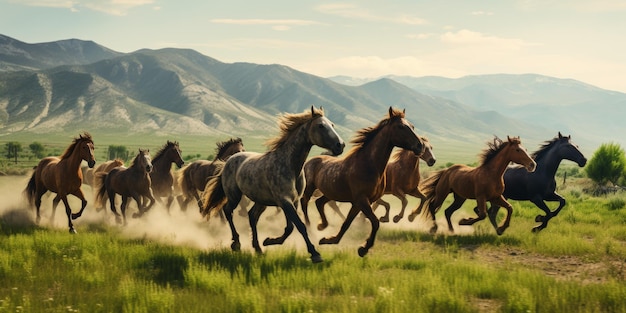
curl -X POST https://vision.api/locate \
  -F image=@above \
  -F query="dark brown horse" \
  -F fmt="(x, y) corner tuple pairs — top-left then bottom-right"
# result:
(202, 106), (345, 263)
(176, 138), (244, 212)
(95, 149), (155, 225)
(300, 107), (425, 257)
(421, 136), (536, 235)
(149, 141), (184, 212)
(316, 136), (436, 226)
(23, 133), (96, 233)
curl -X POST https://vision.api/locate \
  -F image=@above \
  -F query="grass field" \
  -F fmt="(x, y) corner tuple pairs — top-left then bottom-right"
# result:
(1, 170), (625, 312)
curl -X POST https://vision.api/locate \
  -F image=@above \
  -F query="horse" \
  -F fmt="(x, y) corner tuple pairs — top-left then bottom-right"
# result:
(23, 133), (96, 233)
(149, 141), (184, 212)
(176, 138), (244, 212)
(482, 132), (587, 232)
(300, 107), (425, 257)
(95, 149), (155, 225)
(421, 136), (537, 236)
(82, 159), (124, 189)
(315, 136), (436, 226)
(202, 106), (345, 263)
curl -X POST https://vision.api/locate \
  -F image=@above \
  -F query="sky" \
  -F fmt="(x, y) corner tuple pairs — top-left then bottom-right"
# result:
(1, 0), (626, 93)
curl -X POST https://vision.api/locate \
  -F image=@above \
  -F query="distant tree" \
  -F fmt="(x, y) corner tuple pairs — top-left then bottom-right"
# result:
(29, 142), (46, 159)
(108, 145), (129, 161)
(585, 142), (626, 186)
(5, 142), (22, 164)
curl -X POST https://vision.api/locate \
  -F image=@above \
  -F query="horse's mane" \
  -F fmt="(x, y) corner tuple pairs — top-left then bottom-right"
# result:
(531, 135), (566, 160)
(345, 108), (406, 157)
(480, 136), (520, 165)
(215, 137), (243, 161)
(60, 132), (92, 159)
(152, 141), (179, 162)
(265, 107), (324, 151)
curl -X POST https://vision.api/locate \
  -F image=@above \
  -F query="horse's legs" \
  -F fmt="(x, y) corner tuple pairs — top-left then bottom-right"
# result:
(248, 203), (268, 254)
(373, 198), (391, 223)
(444, 195), (466, 233)
(263, 204), (294, 246)
(69, 188), (88, 220)
(299, 187), (314, 226)
(328, 201), (345, 219)
(320, 204), (359, 244)
(280, 199), (322, 263)
(427, 193), (448, 234)
(392, 193), (409, 223)
(530, 193), (564, 232)
(238, 196), (250, 217)
(490, 196), (514, 235)
(356, 199), (380, 257)
(59, 196), (77, 234)
(120, 196), (129, 226)
(50, 195), (61, 224)
(407, 189), (426, 221)
(315, 196), (332, 230)
(459, 197), (487, 225)
(108, 191), (122, 224)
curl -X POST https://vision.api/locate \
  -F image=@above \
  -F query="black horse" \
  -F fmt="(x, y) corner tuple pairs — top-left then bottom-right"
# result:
(481, 132), (587, 232)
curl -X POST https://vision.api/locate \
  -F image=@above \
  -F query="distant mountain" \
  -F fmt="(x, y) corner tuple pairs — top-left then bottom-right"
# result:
(0, 34), (122, 71)
(1, 34), (609, 151)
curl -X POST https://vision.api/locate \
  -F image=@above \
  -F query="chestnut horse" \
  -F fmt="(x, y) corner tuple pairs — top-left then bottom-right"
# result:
(82, 159), (124, 189)
(372, 136), (436, 223)
(23, 133), (96, 233)
(315, 136), (436, 226)
(202, 106), (345, 263)
(149, 141), (184, 213)
(421, 136), (536, 235)
(483, 132), (587, 232)
(95, 149), (155, 225)
(300, 107), (425, 257)
(176, 138), (244, 212)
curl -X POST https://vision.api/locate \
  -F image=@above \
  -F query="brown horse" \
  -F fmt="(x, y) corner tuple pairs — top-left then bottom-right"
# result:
(95, 149), (155, 225)
(421, 136), (536, 235)
(23, 133), (96, 233)
(149, 141), (184, 213)
(82, 159), (124, 189)
(176, 138), (244, 212)
(300, 107), (425, 257)
(316, 136), (436, 226)
(372, 136), (437, 223)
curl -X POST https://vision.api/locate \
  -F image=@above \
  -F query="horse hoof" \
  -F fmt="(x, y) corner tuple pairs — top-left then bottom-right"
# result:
(357, 247), (368, 257)
(496, 227), (506, 236)
(317, 223), (328, 231)
(311, 254), (324, 263)
(379, 216), (389, 223)
(429, 226), (438, 234)
(535, 215), (545, 222)
(407, 214), (416, 222)
(531, 226), (544, 233)
(71, 213), (81, 220)
(392, 216), (402, 223)
(231, 242), (241, 251)
(459, 218), (471, 225)
(319, 237), (335, 245)
(69, 228), (77, 234)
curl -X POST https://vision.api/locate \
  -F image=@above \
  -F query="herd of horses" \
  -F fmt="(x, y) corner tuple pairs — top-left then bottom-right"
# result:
(22, 106), (587, 262)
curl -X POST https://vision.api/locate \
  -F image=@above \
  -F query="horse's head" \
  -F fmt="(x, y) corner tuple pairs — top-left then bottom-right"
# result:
(419, 136), (436, 167)
(556, 132), (587, 167)
(78, 133), (96, 168)
(137, 149), (153, 173)
(386, 107), (425, 157)
(216, 137), (245, 161)
(308, 106), (345, 156)
(167, 141), (185, 168)
(505, 136), (536, 172)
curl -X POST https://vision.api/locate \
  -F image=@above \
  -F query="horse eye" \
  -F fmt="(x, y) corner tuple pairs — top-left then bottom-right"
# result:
(318, 124), (324, 129)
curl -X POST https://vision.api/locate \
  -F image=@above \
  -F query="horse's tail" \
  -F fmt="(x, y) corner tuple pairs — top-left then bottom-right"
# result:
(23, 170), (37, 207)
(419, 170), (443, 219)
(201, 167), (227, 219)
(94, 172), (109, 208)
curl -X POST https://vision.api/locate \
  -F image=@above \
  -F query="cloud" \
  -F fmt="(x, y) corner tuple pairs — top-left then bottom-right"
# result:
(10, 0), (154, 15)
(440, 29), (531, 50)
(211, 18), (322, 30)
(315, 3), (426, 25)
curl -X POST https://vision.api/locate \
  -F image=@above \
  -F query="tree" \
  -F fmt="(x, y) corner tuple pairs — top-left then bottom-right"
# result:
(5, 142), (22, 164)
(585, 142), (626, 186)
(108, 145), (129, 161)
(29, 142), (45, 159)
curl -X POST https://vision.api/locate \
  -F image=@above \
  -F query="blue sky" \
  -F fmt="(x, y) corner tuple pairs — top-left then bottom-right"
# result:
(2, 0), (626, 92)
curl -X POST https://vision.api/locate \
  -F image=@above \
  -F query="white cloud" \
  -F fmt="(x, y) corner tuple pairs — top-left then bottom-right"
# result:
(315, 3), (426, 25)
(211, 19), (321, 26)
(406, 33), (434, 40)
(440, 29), (531, 50)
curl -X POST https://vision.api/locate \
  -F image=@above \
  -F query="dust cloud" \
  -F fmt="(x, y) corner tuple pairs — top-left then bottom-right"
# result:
(0, 175), (474, 255)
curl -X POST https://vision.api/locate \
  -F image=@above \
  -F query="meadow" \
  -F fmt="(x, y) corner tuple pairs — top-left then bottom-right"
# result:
(1, 167), (626, 312)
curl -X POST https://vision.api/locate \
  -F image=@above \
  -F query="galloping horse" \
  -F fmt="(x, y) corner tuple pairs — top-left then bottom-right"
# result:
(82, 159), (124, 189)
(95, 149), (155, 225)
(300, 107), (425, 257)
(149, 141), (184, 212)
(317, 136), (436, 225)
(202, 106), (345, 263)
(372, 136), (436, 223)
(483, 132), (587, 232)
(421, 136), (536, 235)
(23, 133), (96, 233)
(176, 138), (244, 212)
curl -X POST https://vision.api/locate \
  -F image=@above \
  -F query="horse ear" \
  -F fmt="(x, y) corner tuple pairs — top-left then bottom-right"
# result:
(388, 106), (393, 117)
(507, 135), (512, 142)
(310, 105), (315, 116)
(558, 132), (563, 139)
(403, 108), (406, 114)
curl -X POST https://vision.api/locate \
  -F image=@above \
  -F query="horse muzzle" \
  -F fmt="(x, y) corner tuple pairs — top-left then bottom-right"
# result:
(87, 160), (96, 168)
(578, 158), (587, 167)
(329, 142), (345, 156)
(146, 165), (153, 173)
(526, 161), (537, 173)
(426, 158), (436, 167)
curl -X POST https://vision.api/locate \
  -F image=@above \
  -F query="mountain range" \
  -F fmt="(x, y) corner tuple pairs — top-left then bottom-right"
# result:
(1, 34), (623, 152)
